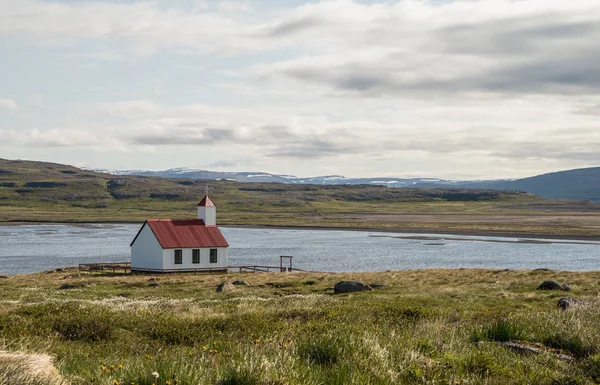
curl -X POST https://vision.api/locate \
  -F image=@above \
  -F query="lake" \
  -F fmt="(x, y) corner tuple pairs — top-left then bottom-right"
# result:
(0, 224), (599, 275)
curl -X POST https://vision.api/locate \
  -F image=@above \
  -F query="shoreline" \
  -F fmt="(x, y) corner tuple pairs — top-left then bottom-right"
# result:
(2, 220), (599, 242)
(223, 224), (600, 242)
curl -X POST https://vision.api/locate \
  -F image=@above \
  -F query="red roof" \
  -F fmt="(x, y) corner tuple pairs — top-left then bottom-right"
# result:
(197, 195), (216, 207)
(130, 219), (229, 248)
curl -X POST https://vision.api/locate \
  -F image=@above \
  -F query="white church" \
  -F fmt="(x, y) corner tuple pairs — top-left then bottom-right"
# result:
(130, 195), (229, 272)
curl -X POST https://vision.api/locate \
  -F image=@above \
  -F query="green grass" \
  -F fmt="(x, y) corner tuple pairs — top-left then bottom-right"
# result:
(2, 269), (600, 384)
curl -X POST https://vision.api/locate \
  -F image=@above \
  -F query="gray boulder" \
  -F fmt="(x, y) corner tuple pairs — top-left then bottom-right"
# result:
(537, 281), (571, 291)
(558, 297), (583, 310)
(216, 281), (236, 293)
(333, 281), (373, 294)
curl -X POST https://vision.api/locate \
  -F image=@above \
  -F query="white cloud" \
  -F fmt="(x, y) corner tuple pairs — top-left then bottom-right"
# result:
(0, 0), (264, 55)
(2, 0), (600, 178)
(0, 99), (17, 110)
(2, 0), (599, 96)
(0, 128), (126, 150)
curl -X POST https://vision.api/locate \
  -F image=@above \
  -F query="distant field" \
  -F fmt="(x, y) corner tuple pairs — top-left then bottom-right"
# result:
(2, 158), (600, 239)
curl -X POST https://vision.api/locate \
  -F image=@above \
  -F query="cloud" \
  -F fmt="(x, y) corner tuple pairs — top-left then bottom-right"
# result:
(254, 0), (600, 97)
(0, 99), (17, 110)
(3, 0), (599, 96)
(0, 0), (262, 55)
(0, 128), (127, 150)
(2, 0), (600, 178)
(81, 99), (593, 163)
(2, 94), (599, 179)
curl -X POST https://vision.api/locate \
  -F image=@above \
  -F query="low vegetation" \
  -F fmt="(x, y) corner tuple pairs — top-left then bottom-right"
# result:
(2, 158), (600, 238)
(2, 269), (600, 384)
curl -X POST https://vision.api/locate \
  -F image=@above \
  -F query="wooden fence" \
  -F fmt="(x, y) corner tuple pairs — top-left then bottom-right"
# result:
(78, 262), (316, 274)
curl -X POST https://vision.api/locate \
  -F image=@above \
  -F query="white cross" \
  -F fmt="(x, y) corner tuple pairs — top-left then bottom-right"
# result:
(204, 185), (211, 195)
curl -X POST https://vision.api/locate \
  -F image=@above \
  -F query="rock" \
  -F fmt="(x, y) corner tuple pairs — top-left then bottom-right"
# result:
(557, 297), (583, 310)
(333, 281), (373, 294)
(148, 283), (161, 288)
(58, 283), (86, 290)
(216, 281), (236, 293)
(117, 293), (130, 298)
(537, 281), (571, 291)
(369, 283), (387, 289)
(0, 275), (8, 279)
(232, 280), (249, 286)
(55, 268), (64, 272)
(147, 277), (160, 282)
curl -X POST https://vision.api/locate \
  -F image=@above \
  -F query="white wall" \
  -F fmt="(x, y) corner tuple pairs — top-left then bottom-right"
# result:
(162, 247), (228, 270)
(197, 206), (216, 225)
(131, 223), (164, 270)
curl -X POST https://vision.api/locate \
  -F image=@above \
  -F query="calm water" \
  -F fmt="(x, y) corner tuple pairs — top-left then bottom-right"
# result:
(0, 224), (599, 275)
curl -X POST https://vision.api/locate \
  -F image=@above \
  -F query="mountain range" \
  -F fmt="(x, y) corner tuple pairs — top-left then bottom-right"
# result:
(93, 166), (600, 202)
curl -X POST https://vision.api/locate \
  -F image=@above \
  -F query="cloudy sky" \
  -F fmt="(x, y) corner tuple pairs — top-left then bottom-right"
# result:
(1, 0), (599, 179)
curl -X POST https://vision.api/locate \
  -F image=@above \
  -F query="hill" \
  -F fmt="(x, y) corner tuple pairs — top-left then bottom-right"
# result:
(495, 167), (600, 202)
(96, 165), (600, 202)
(2, 158), (600, 238)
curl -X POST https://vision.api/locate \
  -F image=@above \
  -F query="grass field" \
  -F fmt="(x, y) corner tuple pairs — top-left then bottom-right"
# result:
(2, 269), (600, 384)
(2, 158), (600, 239)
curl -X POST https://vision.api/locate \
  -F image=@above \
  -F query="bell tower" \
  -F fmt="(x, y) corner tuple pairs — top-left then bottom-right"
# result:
(197, 194), (216, 225)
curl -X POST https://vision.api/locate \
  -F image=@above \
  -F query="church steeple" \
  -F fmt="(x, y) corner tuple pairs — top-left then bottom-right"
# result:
(197, 195), (216, 225)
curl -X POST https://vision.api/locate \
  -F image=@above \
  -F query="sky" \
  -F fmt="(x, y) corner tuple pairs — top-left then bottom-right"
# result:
(1, 0), (599, 179)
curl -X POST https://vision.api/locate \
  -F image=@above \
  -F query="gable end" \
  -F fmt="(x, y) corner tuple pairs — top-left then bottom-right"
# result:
(130, 221), (165, 249)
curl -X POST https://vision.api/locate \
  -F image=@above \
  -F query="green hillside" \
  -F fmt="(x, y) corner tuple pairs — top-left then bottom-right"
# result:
(1, 158), (600, 238)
